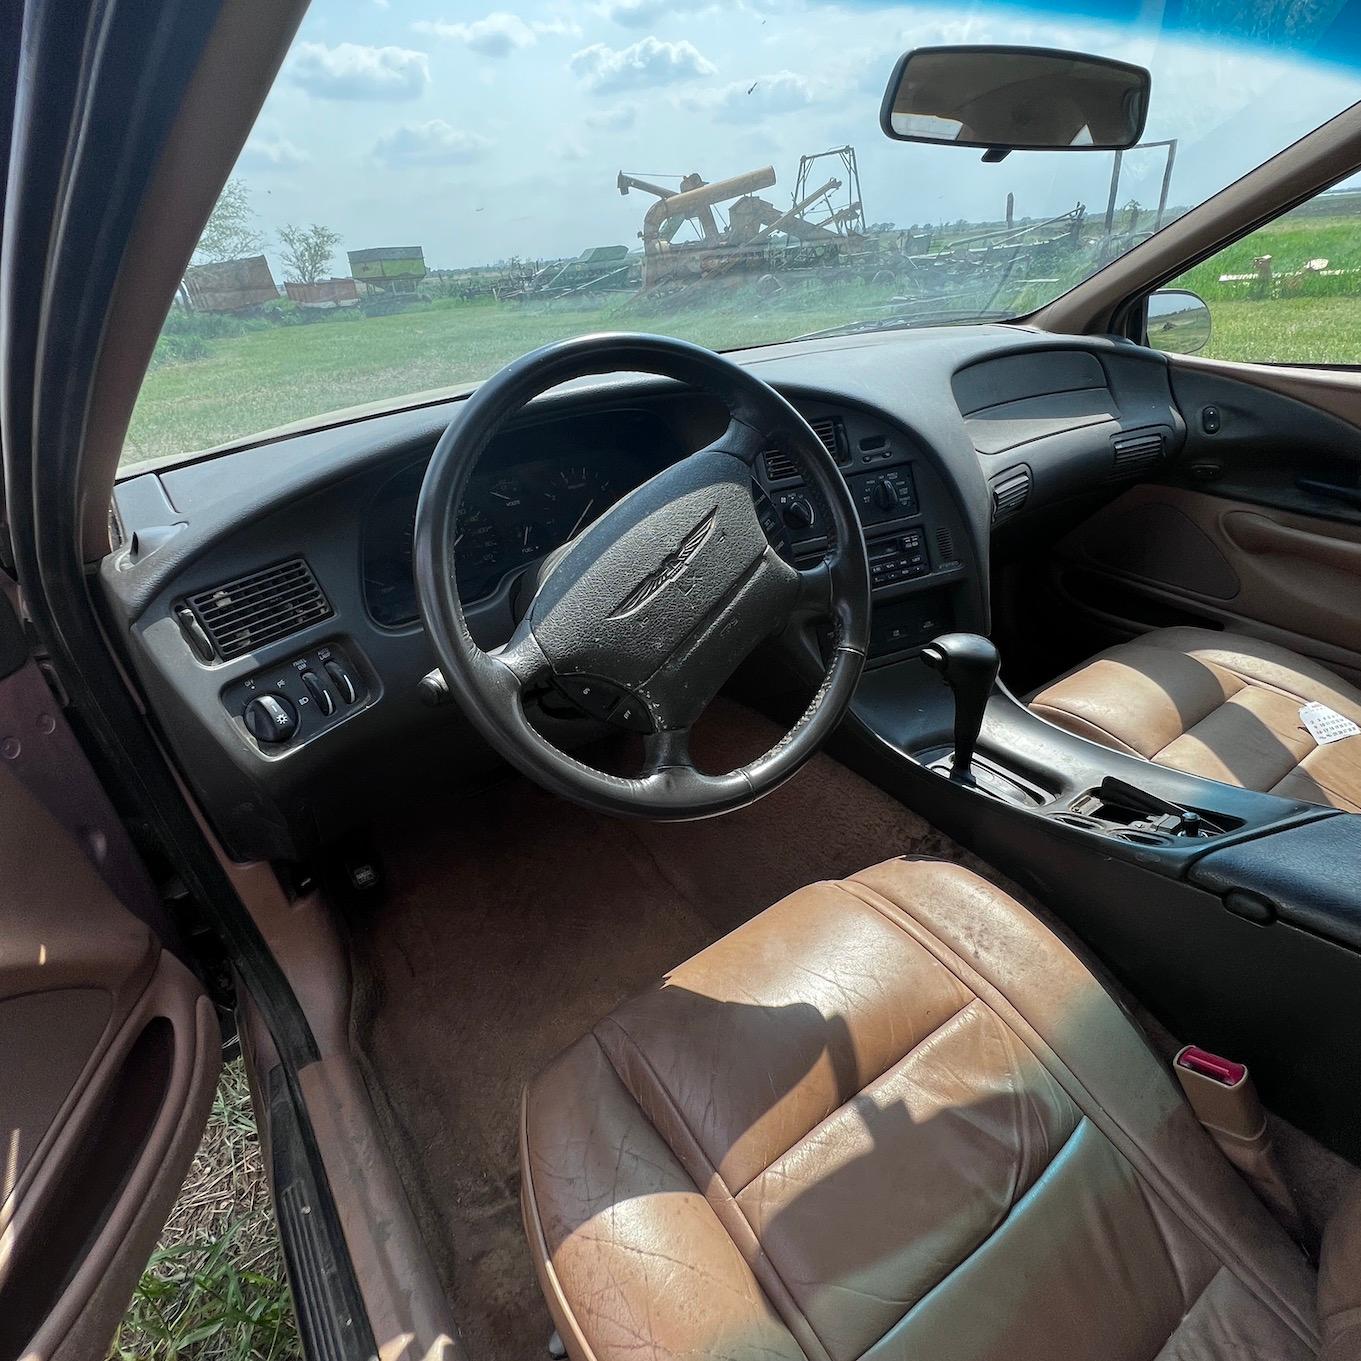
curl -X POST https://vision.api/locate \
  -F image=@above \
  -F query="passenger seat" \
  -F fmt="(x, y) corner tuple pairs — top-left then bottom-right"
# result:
(1029, 627), (1361, 812)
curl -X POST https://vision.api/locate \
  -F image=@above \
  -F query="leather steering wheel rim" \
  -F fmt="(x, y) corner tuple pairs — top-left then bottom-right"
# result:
(413, 332), (870, 820)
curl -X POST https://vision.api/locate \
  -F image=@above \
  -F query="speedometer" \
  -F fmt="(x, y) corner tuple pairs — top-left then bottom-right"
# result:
(538, 463), (618, 544)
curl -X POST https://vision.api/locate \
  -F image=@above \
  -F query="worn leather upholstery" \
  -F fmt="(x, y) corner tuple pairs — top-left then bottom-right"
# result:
(1030, 627), (1361, 812)
(521, 859), (1322, 1361)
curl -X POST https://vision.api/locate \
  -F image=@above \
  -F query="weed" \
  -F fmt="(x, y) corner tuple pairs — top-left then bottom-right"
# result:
(111, 1063), (300, 1361)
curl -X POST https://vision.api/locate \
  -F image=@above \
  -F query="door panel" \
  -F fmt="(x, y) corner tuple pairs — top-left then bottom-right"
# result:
(1054, 354), (1361, 680)
(0, 760), (218, 1361)
(1057, 484), (1361, 679)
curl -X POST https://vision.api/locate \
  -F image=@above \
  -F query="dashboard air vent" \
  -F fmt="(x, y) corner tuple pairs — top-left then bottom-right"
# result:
(763, 417), (849, 482)
(1111, 428), (1165, 478)
(990, 466), (1032, 523)
(808, 416), (851, 466)
(185, 559), (332, 661)
(935, 526), (960, 566)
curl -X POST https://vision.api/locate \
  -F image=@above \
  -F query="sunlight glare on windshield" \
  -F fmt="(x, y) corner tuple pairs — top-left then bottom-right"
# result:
(120, 0), (1361, 465)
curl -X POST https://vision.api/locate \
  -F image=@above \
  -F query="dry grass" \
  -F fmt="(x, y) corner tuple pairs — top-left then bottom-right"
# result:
(110, 1061), (300, 1361)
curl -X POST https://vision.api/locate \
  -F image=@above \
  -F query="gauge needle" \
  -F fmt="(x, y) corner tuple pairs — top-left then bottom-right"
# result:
(568, 499), (595, 537)
(523, 524), (532, 550)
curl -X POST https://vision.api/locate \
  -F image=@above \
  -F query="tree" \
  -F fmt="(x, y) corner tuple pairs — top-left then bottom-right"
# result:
(278, 223), (343, 285)
(192, 178), (264, 265)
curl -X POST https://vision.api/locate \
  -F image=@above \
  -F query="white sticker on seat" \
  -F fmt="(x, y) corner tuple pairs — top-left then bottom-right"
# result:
(1299, 701), (1361, 745)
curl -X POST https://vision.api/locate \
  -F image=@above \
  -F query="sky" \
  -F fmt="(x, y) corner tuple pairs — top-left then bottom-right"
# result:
(230, 0), (1361, 274)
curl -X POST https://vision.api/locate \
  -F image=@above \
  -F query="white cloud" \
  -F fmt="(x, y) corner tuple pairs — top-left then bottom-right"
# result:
(585, 104), (637, 130)
(373, 120), (493, 164)
(416, 12), (534, 55)
(414, 12), (579, 57)
(290, 42), (429, 101)
(684, 70), (819, 122)
(569, 36), (716, 93)
(240, 135), (309, 170)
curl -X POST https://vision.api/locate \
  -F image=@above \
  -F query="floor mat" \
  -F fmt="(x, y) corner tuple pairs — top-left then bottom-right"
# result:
(347, 702), (1007, 1361)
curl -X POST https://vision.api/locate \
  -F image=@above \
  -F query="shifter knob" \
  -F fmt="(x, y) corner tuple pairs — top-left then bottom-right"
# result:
(921, 632), (1000, 783)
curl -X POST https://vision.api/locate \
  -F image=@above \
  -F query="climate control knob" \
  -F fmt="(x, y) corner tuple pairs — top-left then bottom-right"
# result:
(244, 694), (299, 746)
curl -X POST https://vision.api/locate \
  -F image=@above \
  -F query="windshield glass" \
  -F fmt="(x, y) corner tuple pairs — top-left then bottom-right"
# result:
(121, 0), (1361, 466)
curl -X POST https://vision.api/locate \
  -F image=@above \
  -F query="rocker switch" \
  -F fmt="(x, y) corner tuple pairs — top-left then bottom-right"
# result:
(301, 670), (335, 716)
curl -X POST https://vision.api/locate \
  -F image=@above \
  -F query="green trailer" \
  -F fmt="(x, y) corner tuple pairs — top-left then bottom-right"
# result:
(347, 245), (427, 295)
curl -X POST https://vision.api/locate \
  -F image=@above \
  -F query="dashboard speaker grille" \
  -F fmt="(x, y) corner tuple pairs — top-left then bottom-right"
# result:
(989, 465), (1032, 523)
(763, 416), (848, 482)
(186, 559), (332, 660)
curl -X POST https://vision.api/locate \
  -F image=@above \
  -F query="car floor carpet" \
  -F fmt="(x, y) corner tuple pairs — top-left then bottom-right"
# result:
(343, 697), (1356, 1361)
(345, 698), (990, 1361)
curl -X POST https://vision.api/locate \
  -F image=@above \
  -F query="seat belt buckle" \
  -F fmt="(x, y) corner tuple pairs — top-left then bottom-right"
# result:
(1177, 1045), (1248, 1094)
(1174, 1044), (1306, 1242)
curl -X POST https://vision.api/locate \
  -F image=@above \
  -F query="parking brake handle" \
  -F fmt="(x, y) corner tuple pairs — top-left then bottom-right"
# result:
(922, 632), (1000, 784)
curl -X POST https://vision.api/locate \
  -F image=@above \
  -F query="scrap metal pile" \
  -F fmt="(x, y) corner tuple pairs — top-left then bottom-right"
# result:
(512, 144), (1110, 311)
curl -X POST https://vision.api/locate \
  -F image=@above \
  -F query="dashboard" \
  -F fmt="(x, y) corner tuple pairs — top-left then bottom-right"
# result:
(102, 324), (1186, 863)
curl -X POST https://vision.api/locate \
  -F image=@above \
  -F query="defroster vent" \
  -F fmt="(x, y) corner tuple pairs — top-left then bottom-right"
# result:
(184, 559), (332, 661)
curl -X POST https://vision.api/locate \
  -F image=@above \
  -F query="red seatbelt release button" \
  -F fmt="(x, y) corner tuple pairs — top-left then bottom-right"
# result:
(1176, 1045), (1247, 1087)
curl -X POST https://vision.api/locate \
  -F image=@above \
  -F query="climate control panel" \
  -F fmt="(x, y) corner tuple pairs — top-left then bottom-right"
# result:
(223, 639), (370, 753)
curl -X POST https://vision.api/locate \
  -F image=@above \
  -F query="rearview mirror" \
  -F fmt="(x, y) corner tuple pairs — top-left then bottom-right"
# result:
(880, 46), (1151, 155)
(1146, 289), (1211, 355)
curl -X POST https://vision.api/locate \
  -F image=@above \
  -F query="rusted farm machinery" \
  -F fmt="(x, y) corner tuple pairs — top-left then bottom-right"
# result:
(616, 145), (871, 289)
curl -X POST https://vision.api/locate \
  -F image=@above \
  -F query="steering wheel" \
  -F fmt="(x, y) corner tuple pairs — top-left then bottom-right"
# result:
(413, 333), (871, 819)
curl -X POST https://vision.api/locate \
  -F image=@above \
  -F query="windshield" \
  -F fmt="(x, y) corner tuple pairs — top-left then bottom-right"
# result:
(121, 1), (1361, 466)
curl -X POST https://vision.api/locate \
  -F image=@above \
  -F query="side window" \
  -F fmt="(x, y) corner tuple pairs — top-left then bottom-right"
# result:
(1151, 187), (1361, 365)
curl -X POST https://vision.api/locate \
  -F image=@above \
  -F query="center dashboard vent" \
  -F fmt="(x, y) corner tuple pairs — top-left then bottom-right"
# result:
(183, 559), (332, 661)
(763, 416), (849, 482)
(1111, 428), (1166, 478)
(989, 465), (1032, 523)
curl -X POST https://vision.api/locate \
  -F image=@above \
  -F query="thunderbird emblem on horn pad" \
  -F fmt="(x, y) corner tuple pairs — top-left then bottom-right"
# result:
(608, 506), (718, 619)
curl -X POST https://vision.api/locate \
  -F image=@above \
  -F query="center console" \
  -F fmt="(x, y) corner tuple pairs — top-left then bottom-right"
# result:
(843, 638), (1361, 1162)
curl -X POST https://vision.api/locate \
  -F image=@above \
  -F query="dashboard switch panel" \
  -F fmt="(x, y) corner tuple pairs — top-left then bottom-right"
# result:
(224, 639), (370, 753)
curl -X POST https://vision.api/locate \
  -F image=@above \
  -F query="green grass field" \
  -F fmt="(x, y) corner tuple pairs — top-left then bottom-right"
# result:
(123, 210), (1361, 467)
(122, 283), (909, 464)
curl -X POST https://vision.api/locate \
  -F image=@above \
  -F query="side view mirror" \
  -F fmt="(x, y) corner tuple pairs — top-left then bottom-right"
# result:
(1146, 289), (1211, 355)
(880, 46), (1151, 157)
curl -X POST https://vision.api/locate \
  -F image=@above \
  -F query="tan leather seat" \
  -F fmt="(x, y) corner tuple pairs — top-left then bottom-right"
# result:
(521, 859), (1334, 1361)
(1030, 627), (1361, 812)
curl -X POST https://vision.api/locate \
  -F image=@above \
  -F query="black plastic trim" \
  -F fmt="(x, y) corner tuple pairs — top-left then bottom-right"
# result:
(268, 1065), (377, 1361)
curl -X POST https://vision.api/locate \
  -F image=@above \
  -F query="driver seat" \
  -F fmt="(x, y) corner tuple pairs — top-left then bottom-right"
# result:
(521, 859), (1352, 1361)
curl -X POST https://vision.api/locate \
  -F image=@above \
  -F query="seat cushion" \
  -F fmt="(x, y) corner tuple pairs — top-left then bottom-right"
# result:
(521, 859), (1319, 1361)
(1030, 627), (1361, 811)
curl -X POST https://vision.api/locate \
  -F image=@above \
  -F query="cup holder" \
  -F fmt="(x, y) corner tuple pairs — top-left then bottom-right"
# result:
(1049, 812), (1104, 831)
(1046, 811), (1174, 846)
(1110, 828), (1175, 846)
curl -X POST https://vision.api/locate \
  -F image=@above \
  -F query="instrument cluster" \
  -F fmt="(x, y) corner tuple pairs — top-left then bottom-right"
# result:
(361, 409), (678, 626)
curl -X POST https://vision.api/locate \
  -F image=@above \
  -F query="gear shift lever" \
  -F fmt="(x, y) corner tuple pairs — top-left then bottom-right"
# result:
(921, 632), (1000, 784)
